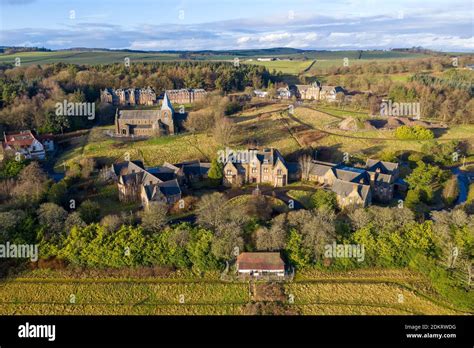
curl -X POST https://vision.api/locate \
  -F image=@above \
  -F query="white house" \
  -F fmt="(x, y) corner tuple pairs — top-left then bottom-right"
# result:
(277, 87), (292, 99)
(2, 131), (47, 160)
(254, 89), (269, 98)
(236, 252), (285, 278)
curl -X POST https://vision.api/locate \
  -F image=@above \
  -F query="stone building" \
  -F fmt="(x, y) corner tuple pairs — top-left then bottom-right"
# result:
(292, 81), (346, 102)
(101, 87), (156, 106)
(223, 148), (289, 187)
(115, 93), (175, 137)
(165, 89), (207, 104)
(292, 81), (321, 100)
(305, 158), (401, 208)
(110, 160), (181, 208)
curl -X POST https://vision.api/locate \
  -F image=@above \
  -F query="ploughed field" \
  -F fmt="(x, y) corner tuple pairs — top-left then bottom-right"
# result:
(0, 268), (466, 315)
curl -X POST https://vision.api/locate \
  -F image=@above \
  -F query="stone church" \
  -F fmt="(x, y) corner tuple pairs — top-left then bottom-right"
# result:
(115, 93), (176, 137)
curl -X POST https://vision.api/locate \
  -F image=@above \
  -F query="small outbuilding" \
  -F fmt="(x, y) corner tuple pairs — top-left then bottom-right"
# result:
(236, 252), (285, 278)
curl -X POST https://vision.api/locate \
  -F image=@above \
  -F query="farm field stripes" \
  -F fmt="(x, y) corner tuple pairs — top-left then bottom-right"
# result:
(0, 277), (465, 315)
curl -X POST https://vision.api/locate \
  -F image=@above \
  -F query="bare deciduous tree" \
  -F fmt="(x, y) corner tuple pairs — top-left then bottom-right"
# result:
(213, 117), (234, 146)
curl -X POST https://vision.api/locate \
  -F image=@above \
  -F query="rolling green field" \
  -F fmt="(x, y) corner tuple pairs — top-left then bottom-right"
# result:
(0, 49), (430, 68)
(0, 50), (180, 66)
(53, 100), (474, 174)
(0, 268), (467, 315)
(242, 59), (315, 74)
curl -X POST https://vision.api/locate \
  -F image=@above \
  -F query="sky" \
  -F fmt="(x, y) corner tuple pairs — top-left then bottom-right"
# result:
(0, 0), (473, 52)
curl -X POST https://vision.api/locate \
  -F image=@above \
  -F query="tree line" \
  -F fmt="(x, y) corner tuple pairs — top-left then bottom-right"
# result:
(0, 61), (273, 133)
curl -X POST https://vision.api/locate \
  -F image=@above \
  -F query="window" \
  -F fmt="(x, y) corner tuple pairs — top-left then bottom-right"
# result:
(252, 168), (257, 173)
(226, 170), (232, 176)
(263, 168), (269, 173)
(277, 169), (282, 175)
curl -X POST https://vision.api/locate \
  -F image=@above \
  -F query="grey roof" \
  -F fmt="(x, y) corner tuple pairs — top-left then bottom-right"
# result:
(162, 162), (181, 172)
(145, 179), (182, 201)
(118, 110), (163, 120)
(120, 170), (161, 187)
(114, 160), (163, 187)
(254, 148), (286, 166)
(322, 86), (345, 94)
(158, 179), (182, 196)
(309, 163), (333, 177)
(331, 179), (370, 201)
(334, 168), (368, 183)
(373, 173), (393, 184)
(161, 92), (174, 113)
(182, 162), (211, 176)
(147, 165), (178, 181)
(365, 159), (399, 173)
(112, 160), (145, 176)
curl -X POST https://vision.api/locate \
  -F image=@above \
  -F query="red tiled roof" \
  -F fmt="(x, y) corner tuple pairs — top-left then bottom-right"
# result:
(4, 131), (37, 147)
(237, 252), (285, 271)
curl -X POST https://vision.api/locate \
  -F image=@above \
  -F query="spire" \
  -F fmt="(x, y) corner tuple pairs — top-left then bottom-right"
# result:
(161, 92), (174, 113)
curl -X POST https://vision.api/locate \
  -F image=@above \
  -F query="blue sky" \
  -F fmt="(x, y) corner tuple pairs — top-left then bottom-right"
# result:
(0, 0), (473, 51)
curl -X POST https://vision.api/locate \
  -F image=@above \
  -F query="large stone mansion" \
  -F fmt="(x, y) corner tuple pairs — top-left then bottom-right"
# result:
(101, 87), (207, 106)
(114, 93), (176, 137)
(223, 148), (292, 187)
(166, 88), (207, 104)
(222, 147), (403, 209)
(292, 81), (346, 101)
(101, 87), (156, 106)
(304, 158), (402, 208)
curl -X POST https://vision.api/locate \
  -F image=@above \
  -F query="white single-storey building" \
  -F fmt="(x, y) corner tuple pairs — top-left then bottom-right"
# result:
(236, 252), (285, 277)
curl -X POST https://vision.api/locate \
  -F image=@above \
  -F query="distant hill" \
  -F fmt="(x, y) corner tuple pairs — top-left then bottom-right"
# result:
(0, 47), (447, 67)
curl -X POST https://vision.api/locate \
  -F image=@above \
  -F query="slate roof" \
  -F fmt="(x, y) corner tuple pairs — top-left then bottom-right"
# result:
(334, 168), (368, 183)
(322, 86), (345, 94)
(118, 110), (162, 120)
(309, 163), (333, 177)
(144, 179), (181, 201)
(147, 165), (178, 181)
(182, 162), (211, 176)
(373, 173), (393, 184)
(161, 92), (174, 113)
(331, 179), (370, 201)
(365, 159), (399, 173)
(112, 160), (145, 176)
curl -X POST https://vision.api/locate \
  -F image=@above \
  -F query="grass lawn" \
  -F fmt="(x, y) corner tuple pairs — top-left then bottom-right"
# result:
(242, 60), (315, 74)
(54, 126), (220, 172)
(0, 50), (180, 66)
(287, 190), (314, 209)
(226, 194), (288, 213)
